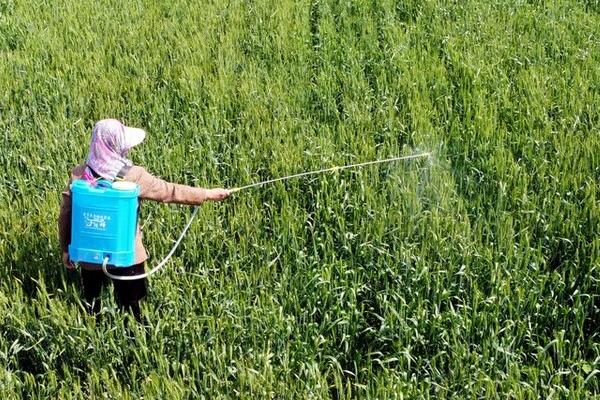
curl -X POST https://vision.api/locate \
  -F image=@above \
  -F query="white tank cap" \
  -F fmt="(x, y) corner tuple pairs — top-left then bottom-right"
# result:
(112, 181), (137, 191)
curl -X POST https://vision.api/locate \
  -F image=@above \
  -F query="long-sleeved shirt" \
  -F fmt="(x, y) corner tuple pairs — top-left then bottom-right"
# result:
(58, 164), (207, 270)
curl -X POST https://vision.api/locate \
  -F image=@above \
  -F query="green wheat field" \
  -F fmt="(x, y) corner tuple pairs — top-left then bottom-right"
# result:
(1, 0), (599, 398)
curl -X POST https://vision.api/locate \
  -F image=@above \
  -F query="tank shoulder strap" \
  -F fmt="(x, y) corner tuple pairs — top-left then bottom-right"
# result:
(116, 165), (132, 181)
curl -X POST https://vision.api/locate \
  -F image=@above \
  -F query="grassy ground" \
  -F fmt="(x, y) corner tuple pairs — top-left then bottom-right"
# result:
(0, 0), (599, 398)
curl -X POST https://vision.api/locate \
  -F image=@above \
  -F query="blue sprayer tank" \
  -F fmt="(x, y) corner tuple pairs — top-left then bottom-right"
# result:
(68, 179), (140, 267)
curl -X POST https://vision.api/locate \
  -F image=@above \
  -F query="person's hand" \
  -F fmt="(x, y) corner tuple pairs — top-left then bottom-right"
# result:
(206, 188), (231, 202)
(62, 252), (76, 270)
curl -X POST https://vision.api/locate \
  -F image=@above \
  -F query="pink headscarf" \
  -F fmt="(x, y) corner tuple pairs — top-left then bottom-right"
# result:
(84, 119), (146, 182)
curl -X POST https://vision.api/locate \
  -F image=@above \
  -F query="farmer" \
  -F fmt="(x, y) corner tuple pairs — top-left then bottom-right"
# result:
(58, 119), (230, 321)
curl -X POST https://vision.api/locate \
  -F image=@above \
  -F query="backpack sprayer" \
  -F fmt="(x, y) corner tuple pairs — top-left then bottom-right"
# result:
(69, 179), (140, 266)
(69, 152), (431, 281)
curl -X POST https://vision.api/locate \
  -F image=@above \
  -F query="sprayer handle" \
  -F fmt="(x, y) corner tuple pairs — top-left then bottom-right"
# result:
(96, 180), (113, 189)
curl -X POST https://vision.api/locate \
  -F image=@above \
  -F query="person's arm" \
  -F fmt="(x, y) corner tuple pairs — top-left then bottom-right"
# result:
(128, 166), (230, 204)
(58, 185), (75, 269)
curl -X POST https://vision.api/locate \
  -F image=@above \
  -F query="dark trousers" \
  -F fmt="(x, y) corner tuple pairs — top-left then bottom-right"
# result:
(81, 263), (147, 322)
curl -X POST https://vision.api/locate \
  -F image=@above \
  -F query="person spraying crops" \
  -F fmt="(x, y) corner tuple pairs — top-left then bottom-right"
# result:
(57, 119), (231, 321)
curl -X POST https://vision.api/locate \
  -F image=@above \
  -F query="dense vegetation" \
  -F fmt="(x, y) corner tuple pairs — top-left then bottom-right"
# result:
(1, 0), (598, 398)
